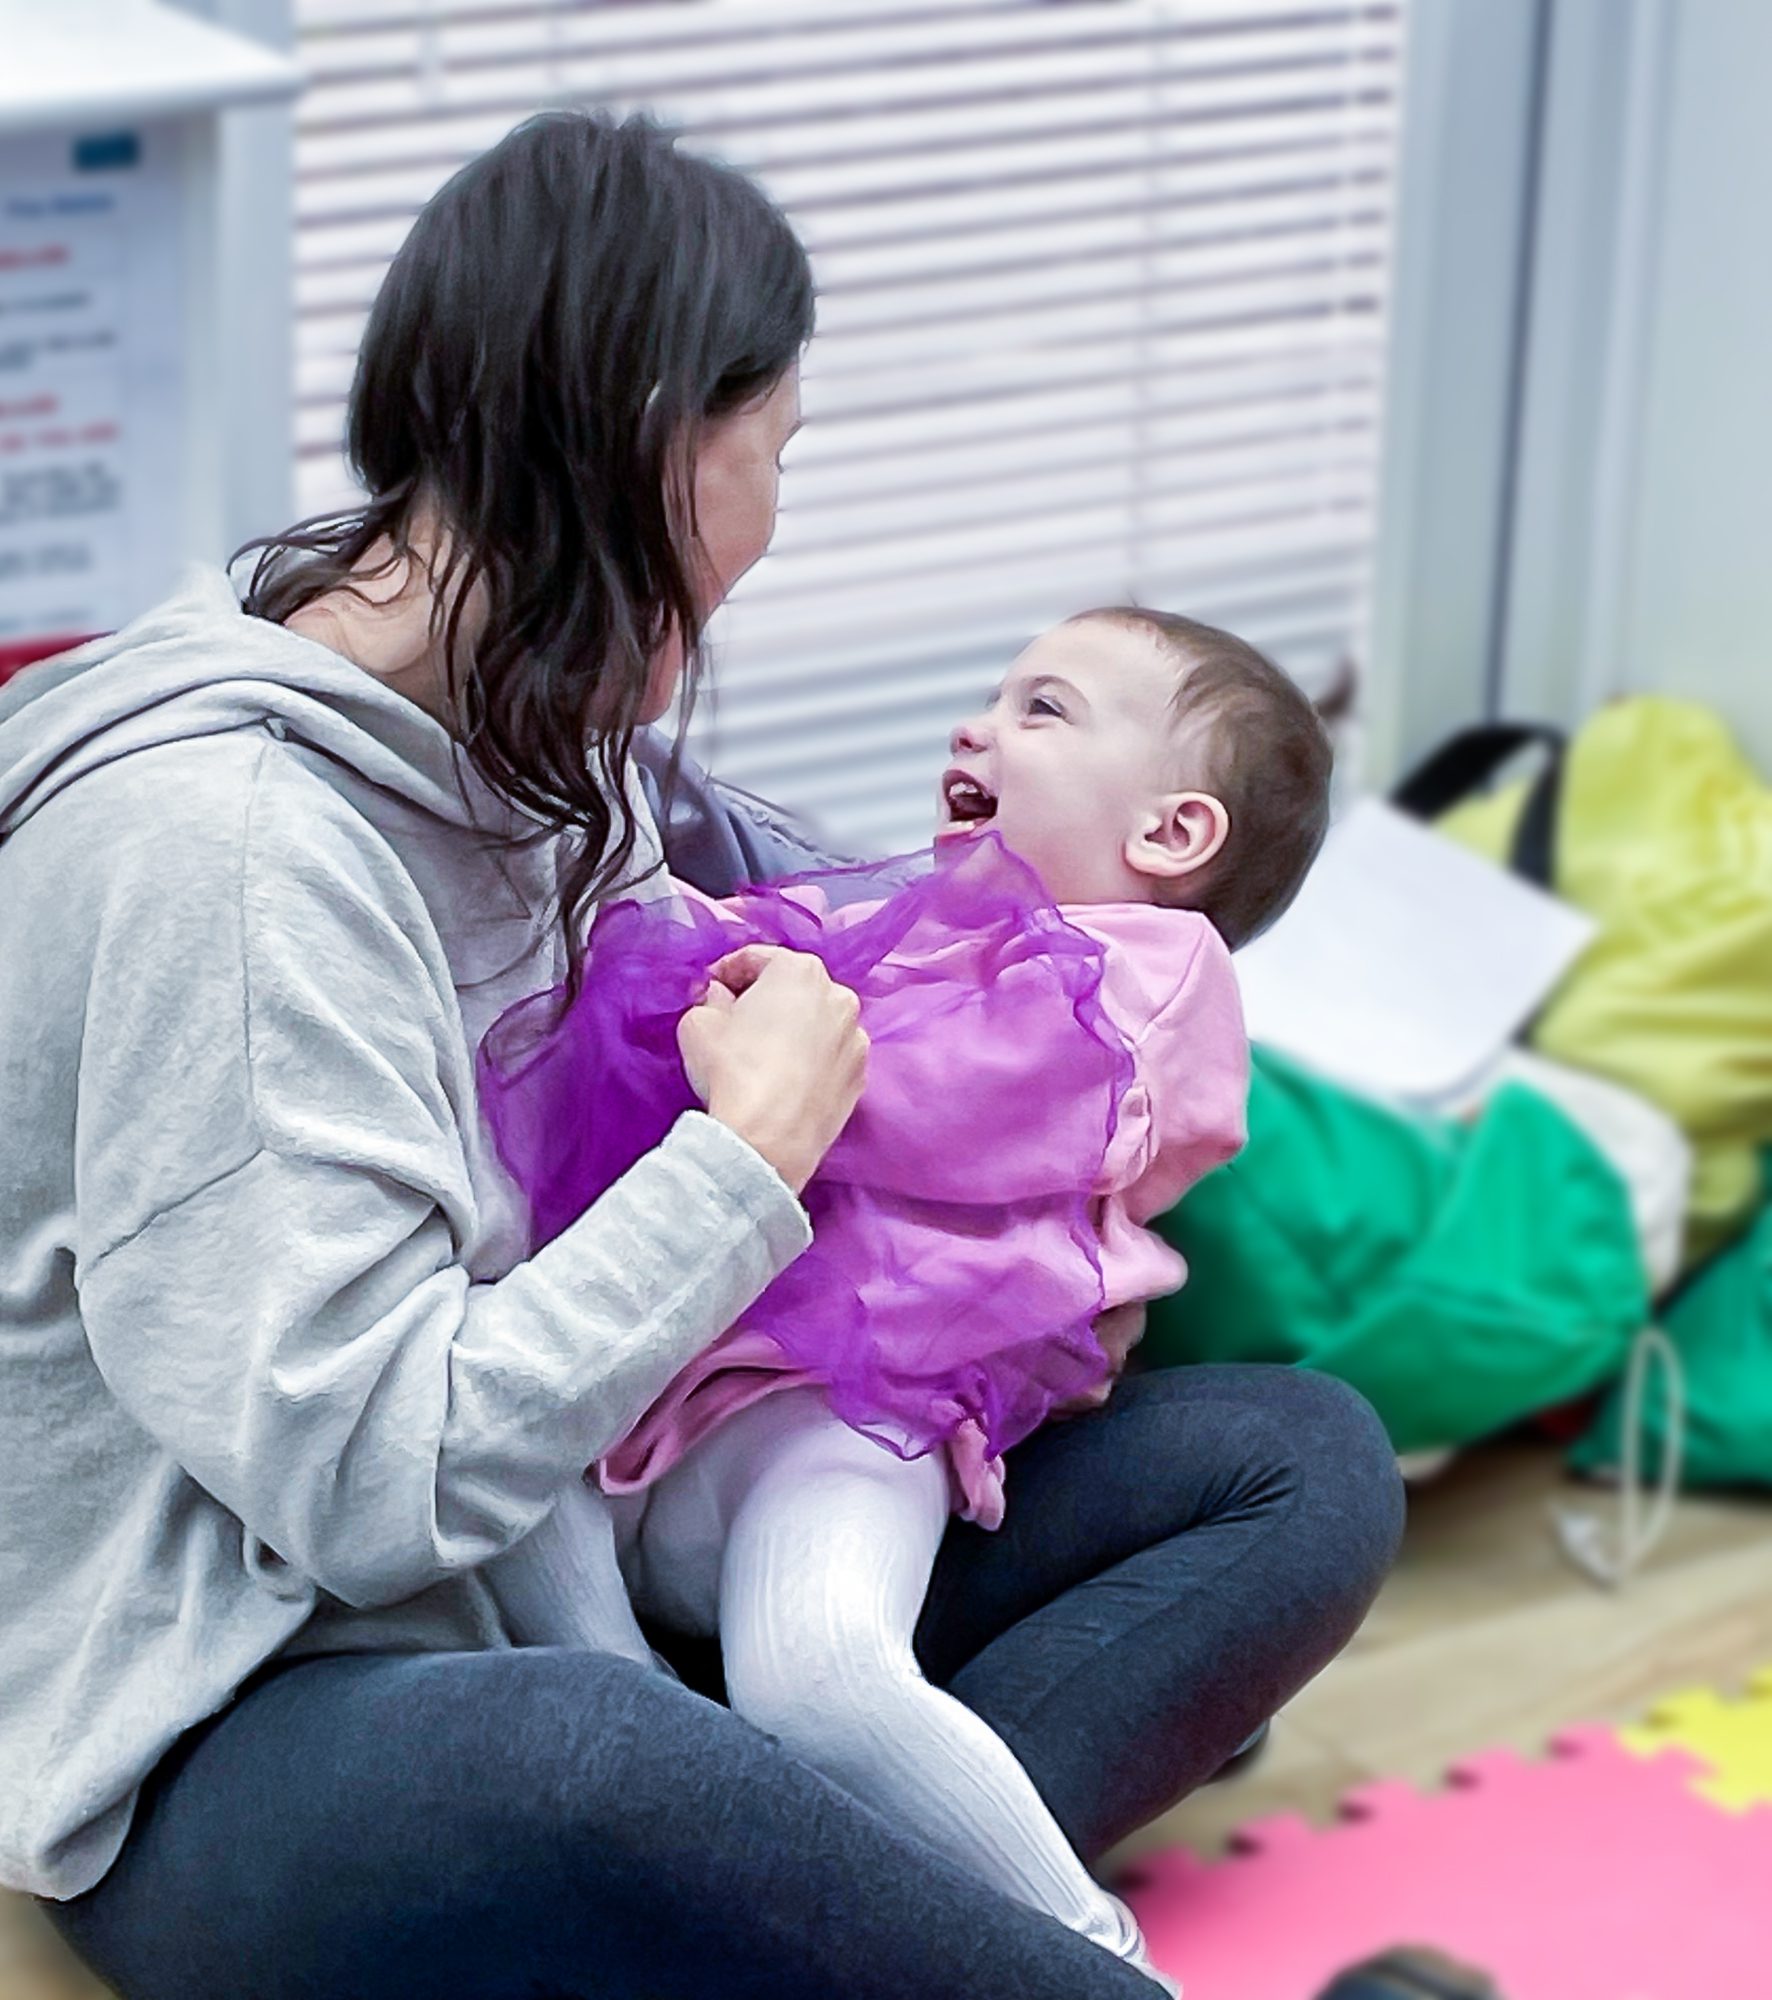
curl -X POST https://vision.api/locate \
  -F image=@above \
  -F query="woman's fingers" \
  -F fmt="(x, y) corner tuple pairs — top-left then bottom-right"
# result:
(1094, 1301), (1148, 1371)
(1049, 1302), (1148, 1420)
(1052, 1380), (1116, 1419)
(681, 949), (868, 1193)
(677, 993), (730, 1104)
(707, 944), (787, 996)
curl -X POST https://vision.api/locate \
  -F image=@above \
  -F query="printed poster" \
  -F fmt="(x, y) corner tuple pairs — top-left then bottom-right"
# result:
(0, 121), (186, 680)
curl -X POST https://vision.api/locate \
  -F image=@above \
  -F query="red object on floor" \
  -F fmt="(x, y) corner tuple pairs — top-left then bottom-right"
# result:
(1531, 1395), (1604, 1444)
(0, 634), (100, 687)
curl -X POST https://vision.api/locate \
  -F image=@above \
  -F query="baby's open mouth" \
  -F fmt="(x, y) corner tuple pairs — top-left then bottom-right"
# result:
(941, 769), (998, 826)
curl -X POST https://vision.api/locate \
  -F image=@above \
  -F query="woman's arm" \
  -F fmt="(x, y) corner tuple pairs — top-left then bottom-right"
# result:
(67, 741), (821, 1612)
(632, 729), (859, 894)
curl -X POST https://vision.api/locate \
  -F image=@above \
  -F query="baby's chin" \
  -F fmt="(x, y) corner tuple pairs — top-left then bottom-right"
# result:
(932, 821), (1080, 903)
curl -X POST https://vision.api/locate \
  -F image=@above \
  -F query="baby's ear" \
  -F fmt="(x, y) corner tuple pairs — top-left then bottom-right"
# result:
(1128, 792), (1230, 885)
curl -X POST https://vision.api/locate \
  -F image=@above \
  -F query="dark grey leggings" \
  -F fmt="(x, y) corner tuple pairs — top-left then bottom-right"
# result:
(47, 1365), (1403, 2000)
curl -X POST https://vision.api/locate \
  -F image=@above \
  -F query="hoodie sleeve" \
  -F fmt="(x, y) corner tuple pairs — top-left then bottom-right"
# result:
(630, 726), (864, 893)
(70, 737), (810, 1610)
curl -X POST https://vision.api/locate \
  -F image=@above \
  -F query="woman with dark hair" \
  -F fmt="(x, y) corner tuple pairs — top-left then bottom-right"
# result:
(0, 112), (1402, 1998)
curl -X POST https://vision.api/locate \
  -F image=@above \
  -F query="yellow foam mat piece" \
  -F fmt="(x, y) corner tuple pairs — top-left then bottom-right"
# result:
(1622, 1667), (1772, 1813)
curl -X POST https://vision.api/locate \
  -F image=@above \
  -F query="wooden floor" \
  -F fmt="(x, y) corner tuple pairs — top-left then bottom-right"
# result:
(6, 1441), (1771, 2000)
(1112, 1439), (1772, 1867)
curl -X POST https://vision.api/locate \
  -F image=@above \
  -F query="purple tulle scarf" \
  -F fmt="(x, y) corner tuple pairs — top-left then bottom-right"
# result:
(476, 832), (1134, 1468)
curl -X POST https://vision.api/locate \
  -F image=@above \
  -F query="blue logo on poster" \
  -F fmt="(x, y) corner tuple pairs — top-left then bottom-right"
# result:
(73, 132), (141, 174)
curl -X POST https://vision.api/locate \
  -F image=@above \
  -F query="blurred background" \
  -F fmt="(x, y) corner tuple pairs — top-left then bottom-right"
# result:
(5, 4), (1772, 1998)
(5, 1), (1768, 833)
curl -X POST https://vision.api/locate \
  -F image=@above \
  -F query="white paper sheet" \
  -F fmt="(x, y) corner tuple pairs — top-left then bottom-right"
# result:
(1232, 794), (1597, 1108)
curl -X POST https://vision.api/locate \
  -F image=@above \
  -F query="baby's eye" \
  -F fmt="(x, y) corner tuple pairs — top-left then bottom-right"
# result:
(1027, 693), (1065, 719)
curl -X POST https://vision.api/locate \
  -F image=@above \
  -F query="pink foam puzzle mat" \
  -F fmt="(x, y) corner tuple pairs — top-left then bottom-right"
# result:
(1119, 1708), (1772, 2000)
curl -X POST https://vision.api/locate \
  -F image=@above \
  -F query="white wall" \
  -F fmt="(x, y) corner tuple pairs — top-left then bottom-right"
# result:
(1613, 0), (1772, 767)
(1361, 0), (1544, 787)
(1375, 0), (1772, 784)
(168, 0), (298, 556)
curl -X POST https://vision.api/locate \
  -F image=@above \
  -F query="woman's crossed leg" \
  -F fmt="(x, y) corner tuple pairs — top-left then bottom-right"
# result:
(46, 1642), (1161, 2000)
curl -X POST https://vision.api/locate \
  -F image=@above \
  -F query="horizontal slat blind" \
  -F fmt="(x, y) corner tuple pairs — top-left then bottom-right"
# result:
(294, 0), (1405, 855)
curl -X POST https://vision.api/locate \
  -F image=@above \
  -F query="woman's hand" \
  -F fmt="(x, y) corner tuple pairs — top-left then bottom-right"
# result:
(678, 945), (869, 1195)
(1051, 1301), (1149, 1418)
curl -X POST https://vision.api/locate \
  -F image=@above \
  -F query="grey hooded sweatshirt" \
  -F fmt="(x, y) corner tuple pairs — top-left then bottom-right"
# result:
(0, 568), (812, 1899)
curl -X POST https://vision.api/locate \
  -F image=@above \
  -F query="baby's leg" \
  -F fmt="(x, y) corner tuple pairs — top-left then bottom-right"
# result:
(482, 1476), (657, 1669)
(710, 1391), (1172, 1987)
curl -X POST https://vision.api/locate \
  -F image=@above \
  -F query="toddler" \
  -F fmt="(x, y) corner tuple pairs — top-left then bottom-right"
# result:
(481, 607), (1332, 1990)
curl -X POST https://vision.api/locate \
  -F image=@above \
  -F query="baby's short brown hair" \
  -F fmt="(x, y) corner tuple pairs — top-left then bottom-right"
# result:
(1071, 606), (1333, 949)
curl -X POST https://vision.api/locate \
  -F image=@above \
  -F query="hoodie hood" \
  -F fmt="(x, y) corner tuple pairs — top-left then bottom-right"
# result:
(0, 565), (538, 846)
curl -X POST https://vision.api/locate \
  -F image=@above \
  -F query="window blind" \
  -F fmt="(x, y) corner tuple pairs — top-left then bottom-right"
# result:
(293, 0), (1405, 854)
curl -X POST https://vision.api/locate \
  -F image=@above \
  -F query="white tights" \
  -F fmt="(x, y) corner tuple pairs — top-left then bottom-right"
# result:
(490, 1390), (1173, 1991)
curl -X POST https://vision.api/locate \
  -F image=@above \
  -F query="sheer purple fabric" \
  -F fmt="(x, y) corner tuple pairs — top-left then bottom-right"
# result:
(476, 834), (1133, 1466)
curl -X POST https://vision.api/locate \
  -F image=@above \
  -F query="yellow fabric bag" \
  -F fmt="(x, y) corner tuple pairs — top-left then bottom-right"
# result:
(1437, 698), (1772, 1262)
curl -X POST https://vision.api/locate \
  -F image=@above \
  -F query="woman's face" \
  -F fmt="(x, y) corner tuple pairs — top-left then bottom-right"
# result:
(641, 364), (803, 722)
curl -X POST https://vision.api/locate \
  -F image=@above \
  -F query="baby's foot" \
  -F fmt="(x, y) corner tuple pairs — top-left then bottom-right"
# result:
(1100, 1891), (1181, 1996)
(1125, 1951), (1182, 1997)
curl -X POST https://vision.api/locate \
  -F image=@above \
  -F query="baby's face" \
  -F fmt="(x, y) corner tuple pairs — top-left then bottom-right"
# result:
(938, 618), (1194, 904)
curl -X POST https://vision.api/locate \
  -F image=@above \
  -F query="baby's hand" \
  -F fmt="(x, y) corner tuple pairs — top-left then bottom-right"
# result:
(1051, 1302), (1148, 1418)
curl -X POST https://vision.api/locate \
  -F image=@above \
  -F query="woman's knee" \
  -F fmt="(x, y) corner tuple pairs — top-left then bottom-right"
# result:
(1245, 1365), (1406, 1602)
(1249, 1361), (1397, 1457)
(1126, 1361), (1402, 1551)
(310, 1647), (729, 1855)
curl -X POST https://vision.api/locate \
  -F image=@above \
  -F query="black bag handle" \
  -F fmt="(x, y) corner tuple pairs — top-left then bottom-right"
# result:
(1391, 721), (1568, 891)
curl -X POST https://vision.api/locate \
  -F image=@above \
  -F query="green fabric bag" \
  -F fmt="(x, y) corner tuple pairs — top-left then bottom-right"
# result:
(1143, 1047), (1648, 1453)
(1573, 1156), (1772, 1488)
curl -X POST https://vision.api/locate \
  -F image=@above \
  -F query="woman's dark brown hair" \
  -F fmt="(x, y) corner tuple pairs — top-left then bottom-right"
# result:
(239, 110), (815, 997)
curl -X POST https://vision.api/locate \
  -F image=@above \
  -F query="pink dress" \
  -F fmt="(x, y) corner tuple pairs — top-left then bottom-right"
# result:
(478, 833), (1248, 1528)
